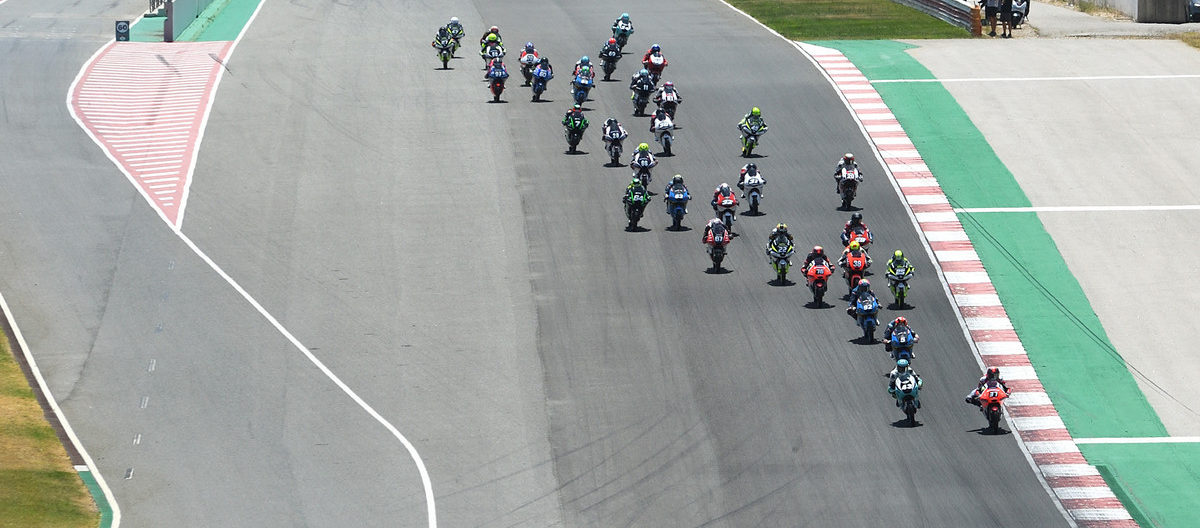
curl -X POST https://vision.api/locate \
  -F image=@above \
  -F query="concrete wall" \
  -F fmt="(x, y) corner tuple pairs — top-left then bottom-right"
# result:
(1137, 0), (1187, 22)
(164, 0), (217, 42)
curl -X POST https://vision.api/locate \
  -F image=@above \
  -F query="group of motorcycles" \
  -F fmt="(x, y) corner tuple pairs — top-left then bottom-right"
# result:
(436, 16), (1010, 434)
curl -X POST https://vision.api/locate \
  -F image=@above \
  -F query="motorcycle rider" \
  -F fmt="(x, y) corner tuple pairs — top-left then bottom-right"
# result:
(432, 27), (454, 52)
(653, 81), (682, 115)
(599, 38), (621, 62)
(562, 104), (589, 136)
(629, 68), (656, 108)
(835, 152), (863, 194)
(841, 212), (872, 247)
(623, 176), (648, 204)
(485, 58), (509, 84)
(965, 367), (1010, 405)
(612, 12), (635, 37)
(479, 26), (502, 50)
(737, 163), (764, 198)
(630, 142), (657, 174)
(886, 249), (914, 288)
(650, 108), (673, 145)
(664, 174), (689, 213)
(602, 118), (628, 142)
(641, 44), (668, 79)
(803, 246), (830, 270)
(738, 107), (768, 156)
(518, 42), (540, 85)
(702, 217), (729, 243)
(447, 17), (465, 42)
(887, 359), (923, 406)
(845, 277), (878, 317)
(711, 183), (736, 211)
(481, 33), (505, 67)
(883, 316), (920, 357)
(767, 223), (794, 253)
(573, 56), (595, 78)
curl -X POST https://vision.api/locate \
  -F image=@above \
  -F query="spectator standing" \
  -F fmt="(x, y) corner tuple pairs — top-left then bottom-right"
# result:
(984, 0), (1001, 37)
(1000, 0), (1014, 37)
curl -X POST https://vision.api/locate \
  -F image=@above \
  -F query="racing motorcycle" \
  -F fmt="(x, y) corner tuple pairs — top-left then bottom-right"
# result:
(842, 250), (870, 292)
(519, 52), (539, 86)
(572, 72), (594, 105)
(487, 65), (509, 103)
(892, 373), (921, 427)
(631, 155), (655, 187)
(624, 186), (650, 230)
(767, 239), (795, 284)
(715, 192), (738, 233)
(886, 327), (917, 361)
(643, 53), (667, 84)
(854, 294), (880, 343)
(705, 224), (732, 271)
(603, 128), (627, 166)
(434, 40), (454, 69)
(656, 89), (680, 119)
(652, 114), (675, 156)
(481, 43), (505, 69)
(631, 82), (654, 116)
(530, 67), (552, 102)
(887, 264), (914, 308)
(978, 380), (1010, 434)
(665, 186), (690, 231)
(599, 47), (621, 81)
(612, 21), (634, 49)
(564, 119), (587, 154)
(842, 225), (873, 252)
(741, 170), (765, 215)
(838, 165), (863, 211)
(739, 122), (767, 158)
(805, 261), (833, 306)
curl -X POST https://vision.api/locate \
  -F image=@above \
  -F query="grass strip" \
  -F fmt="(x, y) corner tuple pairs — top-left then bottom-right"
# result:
(0, 331), (98, 527)
(1081, 443), (1200, 527)
(726, 0), (969, 39)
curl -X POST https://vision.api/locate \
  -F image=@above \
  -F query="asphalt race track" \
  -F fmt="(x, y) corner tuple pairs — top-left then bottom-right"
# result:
(1, 0), (1071, 526)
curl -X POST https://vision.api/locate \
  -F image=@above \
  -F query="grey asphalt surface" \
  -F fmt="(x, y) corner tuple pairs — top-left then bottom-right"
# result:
(908, 38), (1200, 436)
(0, 0), (1072, 527)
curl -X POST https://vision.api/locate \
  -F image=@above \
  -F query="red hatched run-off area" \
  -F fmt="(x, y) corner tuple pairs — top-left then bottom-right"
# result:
(798, 42), (1138, 528)
(71, 41), (232, 227)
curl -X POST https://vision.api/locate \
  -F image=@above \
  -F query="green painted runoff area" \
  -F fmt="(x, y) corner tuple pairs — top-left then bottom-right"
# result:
(79, 471), (113, 528)
(811, 39), (1191, 525)
(130, 0), (260, 43)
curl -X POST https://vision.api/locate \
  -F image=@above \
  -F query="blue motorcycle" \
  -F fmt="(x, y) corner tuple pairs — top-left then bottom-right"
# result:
(890, 373), (922, 426)
(856, 295), (880, 343)
(888, 328), (916, 361)
(531, 68), (552, 102)
(572, 74), (594, 105)
(665, 187), (690, 230)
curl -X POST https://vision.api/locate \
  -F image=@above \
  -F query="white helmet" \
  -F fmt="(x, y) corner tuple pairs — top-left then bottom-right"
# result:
(450, 17), (459, 23)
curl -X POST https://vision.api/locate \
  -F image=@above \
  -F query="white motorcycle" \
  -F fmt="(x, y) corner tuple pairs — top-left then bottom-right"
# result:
(653, 115), (675, 156)
(741, 170), (765, 215)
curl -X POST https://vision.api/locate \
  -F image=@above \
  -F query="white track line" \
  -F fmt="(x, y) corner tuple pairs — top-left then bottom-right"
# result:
(62, 2), (436, 527)
(714, 1), (1077, 526)
(957, 205), (1200, 213)
(873, 74), (1200, 83)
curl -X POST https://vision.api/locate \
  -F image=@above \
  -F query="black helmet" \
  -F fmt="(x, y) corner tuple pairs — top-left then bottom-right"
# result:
(851, 212), (863, 224)
(438, 27), (449, 38)
(986, 367), (1000, 381)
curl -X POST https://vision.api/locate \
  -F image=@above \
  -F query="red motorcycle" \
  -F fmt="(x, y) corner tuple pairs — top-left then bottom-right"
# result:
(715, 193), (738, 233)
(842, 225), (872, 252)
(805, 261), (833, 306)
(977, 380), (1010, 434)
(704, 224), (732, 271)
(842, 250), (869, 292)
(643, 53), (667, 84)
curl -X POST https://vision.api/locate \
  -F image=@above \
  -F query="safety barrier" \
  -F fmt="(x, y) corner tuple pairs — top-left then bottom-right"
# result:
(149, 0), (167, 13)
(164, 0), (218, 42)
(889, 0), (977, 32)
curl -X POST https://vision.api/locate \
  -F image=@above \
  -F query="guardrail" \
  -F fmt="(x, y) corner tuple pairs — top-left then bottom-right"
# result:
(890, 0), (977, 31)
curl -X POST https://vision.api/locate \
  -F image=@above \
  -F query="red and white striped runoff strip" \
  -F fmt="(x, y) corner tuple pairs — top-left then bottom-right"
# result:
(70, 41), (232, 227)
(798, 42), (1137, 527)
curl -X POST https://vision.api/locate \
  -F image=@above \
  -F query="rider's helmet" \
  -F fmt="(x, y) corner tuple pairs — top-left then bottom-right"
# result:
(893, 249), (904, 260)
(859, 278), (871, 289)
(525, 42), (534, 52)
(651, 44), (661, 53)
(572, 104), (581, 111)
(654, 108), (666, 119)
(895, 316), (908, 327)
(813, 245), (824, 255)
(745, 163), (757, 174)
(672, 174), (683, 185)
(606, 117), (618, 127)
(896, 359), (910, 373)
(609, 37), (617, 45)
(719, 183), (731, 194)
(487, 33), (498, 43)
(663, 81), (674, 89)
(775, 223), (788, 234)
(844, 152), (855, 164)
(848, 241), (861, 251)
(580, 65), (591, 76)
(621, 12), (630, 21)
(850, 212), (863, 225)
(489, 26), (500, 34)
(539, 57), (549, 66)
(631, 177), (642, 187)
(985, 367), (1000, 381)
(639, 68), (649, 77)
(751, 107), (761, 117)
(438, 27), (449, 38)
(450, 17), (460, 25)
(638, 142), (649, 152)
(580, 56), (590, 66)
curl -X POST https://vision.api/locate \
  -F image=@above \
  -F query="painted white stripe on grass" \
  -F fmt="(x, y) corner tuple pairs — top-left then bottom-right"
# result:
(1074, 436), (1200, 444)
(944, 271), (992, 283)
(964, 317), (1014, 331)
(956, 205), (1200, 213)
(1069, 508), (1133, 521)
(1041, 464), (1101, 477)
(1025, 441), (1081, 454)
(1007, 391), (1054, 407)
(872, 73), (1200, 83)
(1013, 415), (1067, 431)
(1055, 487), (1117, 500)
